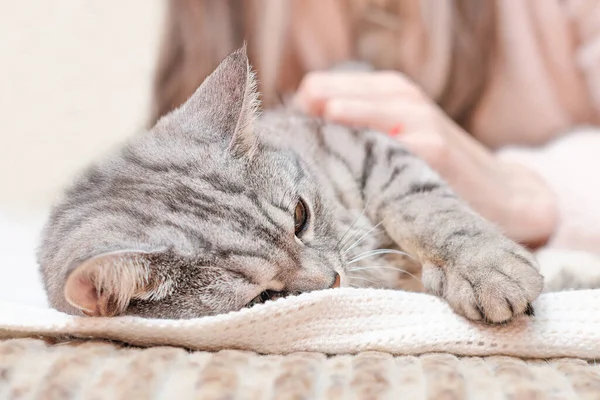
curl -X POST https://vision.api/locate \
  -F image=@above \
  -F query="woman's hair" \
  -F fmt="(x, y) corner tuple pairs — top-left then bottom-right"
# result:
(150, 0), (496, 128)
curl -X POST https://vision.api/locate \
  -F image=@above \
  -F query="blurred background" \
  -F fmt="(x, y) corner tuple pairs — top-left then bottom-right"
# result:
(0, 1), (165, 306)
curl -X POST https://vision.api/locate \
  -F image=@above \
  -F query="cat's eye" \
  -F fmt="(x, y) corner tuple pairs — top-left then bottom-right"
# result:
(294, 198), (309, 236)
(246, 290), (286, 308)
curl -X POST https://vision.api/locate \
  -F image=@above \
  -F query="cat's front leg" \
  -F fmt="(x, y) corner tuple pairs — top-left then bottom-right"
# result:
(365, 138), (544, 323)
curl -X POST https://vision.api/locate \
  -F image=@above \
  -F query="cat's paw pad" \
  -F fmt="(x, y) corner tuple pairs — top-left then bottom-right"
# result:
(421, 246), (544, 323)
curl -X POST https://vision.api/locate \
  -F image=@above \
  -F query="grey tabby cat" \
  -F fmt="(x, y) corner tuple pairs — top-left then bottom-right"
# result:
(38, 47), (543, 323)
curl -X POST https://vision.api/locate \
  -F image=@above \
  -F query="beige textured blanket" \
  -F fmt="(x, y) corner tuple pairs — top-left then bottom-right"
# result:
(1, 288), (599, 359)
(2, 338), (599, 399)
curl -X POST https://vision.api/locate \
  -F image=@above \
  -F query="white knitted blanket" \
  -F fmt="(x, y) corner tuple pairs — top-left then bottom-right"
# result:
(1, 288), (599, 359)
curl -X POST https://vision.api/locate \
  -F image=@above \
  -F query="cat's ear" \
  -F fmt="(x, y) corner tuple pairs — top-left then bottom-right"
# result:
(177, 45), (260, 157)
(64, 251), (171, 317)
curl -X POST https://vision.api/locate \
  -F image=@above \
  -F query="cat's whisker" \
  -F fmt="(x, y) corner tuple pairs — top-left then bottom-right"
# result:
(336, 201), (371, 251)
(347, 275), (380, 286)
(339, 225), (371, 253)
(337, 222), (362, 252)
(348, 248), (414, 264)
(342, 220), (384, 254)
(348, 265), (404, 272)
(342, 223), (385, 253)
(338, 228), (366, 257)
(339, 220), (387, 259)
(348, 265), (422, 283)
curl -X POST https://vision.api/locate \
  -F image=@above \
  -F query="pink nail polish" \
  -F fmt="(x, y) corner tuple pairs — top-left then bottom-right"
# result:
(388, 124), (403, 136)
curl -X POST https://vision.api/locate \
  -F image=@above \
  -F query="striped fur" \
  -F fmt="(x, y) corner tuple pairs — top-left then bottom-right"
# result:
(39, 48), (543, 322)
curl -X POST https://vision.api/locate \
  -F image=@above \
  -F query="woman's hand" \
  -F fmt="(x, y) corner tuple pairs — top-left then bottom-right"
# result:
(295, 71), (558, 247)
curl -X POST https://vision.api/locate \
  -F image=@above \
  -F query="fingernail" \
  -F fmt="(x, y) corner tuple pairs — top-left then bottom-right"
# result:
(388, 124), (403, 136)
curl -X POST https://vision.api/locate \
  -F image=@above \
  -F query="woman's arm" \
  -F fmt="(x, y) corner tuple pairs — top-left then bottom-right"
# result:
(295, 71), (560, 248)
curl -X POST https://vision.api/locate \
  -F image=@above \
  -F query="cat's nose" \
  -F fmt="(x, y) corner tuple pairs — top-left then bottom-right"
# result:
(330, 273), (341, 288)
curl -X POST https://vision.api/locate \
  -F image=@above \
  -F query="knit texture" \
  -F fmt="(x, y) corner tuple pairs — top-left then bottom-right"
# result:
(1, 288), (599, 359)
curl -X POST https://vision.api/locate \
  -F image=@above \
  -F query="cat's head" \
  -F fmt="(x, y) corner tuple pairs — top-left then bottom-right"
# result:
(39, 47), (346, 319)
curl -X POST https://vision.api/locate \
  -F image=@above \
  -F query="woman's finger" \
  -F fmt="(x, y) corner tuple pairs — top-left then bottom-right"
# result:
(323, 98), (434, 133)
(295, 71), (423, 115)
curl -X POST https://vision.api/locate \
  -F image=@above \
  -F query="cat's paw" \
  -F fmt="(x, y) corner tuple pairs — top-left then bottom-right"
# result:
(421, 241), (544, 323)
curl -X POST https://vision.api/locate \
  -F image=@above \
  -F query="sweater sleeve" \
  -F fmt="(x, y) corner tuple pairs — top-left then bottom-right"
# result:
(496, 129), (600, 255)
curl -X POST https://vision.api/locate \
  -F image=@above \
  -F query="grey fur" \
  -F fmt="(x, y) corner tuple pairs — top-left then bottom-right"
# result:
(38, 48), (543, 322)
